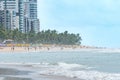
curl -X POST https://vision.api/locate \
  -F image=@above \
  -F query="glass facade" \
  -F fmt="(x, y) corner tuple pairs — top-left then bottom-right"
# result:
(0, 10), (4, 26)
(29, 1), (37, 19)
(19, 0), (24, 32)
(24, 0), (39, 33)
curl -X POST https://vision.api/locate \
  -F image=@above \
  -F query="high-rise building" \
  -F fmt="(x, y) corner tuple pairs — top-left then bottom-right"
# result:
(18, 0), (24, 32)
(0, 0), (19, 30)
(24, 0), (40, 33)
(0, 10), (4, 26)
(0, 1), (4, 10)
(0, 1), (4, 26)
(0, 0), (40, 33)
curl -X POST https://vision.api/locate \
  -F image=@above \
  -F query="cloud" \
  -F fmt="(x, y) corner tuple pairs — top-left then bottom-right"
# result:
(38, 0), (120, 28)
(100, 0), (120, 9)
(59, 0), (120, 12)
(38, 0), (120, 47)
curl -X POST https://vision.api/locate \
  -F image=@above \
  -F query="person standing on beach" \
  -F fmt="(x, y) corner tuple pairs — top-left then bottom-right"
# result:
(11, 45), (15, 51)
(13, 46), (14, 51)
(34, 46), (37, 51)
(28, 47), (29, 51)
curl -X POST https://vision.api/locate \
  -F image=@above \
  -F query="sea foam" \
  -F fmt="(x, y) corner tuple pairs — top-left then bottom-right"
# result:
(31, 62), (120, 80)
(1, 62), (120, 80)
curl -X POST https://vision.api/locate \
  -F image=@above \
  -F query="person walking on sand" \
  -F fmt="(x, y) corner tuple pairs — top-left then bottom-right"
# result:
(34, 46), (37, 51)
(28, 47), (29, 51)
(47, 47), (50, 51)
(13, 46), (14, 51)
(11, 45), (15, 51)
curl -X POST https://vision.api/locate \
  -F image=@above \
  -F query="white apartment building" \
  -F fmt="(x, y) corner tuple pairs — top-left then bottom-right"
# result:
(0, 1), (4, 10)
(0, 0), (40, 33)
(0, 0), (19, 30)
(24, 0), (40, 33)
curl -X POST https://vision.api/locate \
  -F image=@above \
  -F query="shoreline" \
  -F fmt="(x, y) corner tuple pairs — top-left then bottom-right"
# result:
(0, 47), (120, 80)
(0, 45), (120, 53)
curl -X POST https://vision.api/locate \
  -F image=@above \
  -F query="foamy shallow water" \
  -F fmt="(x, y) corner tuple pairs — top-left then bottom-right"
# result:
(1, 62), (120, 80)
(0, 50), (120, 80)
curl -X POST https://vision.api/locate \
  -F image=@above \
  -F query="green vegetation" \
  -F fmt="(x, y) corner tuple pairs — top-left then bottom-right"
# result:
(0, 25), (82, 45)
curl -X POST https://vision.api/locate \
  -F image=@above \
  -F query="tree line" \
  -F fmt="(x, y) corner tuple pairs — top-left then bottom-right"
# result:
(0, 25), (82, 45)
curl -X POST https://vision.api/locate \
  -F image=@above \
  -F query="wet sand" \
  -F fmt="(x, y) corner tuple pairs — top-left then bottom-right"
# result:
(0, 66), (32, 80)
(3, 77), (32, 80)
(0, 64), (82, 80)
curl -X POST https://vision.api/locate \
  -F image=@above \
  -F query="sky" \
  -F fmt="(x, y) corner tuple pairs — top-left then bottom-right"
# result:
(37, 0), (120, 48)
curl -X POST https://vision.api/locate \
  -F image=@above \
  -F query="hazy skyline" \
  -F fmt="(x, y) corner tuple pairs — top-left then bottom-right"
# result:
(38, 0), (120, 48)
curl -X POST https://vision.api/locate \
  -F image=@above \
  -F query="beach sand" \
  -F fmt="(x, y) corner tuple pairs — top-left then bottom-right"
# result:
(0, 44), (104, 53)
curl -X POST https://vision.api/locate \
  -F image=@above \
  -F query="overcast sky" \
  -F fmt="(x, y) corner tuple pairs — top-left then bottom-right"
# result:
(37, 0), (120, 48)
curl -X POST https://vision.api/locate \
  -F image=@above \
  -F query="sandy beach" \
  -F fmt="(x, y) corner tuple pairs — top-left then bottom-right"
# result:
(0, 46), (78, 53)
(0, 47), (120, 80)
(0, 45), (88, 80)
(0, 44), (106, 53)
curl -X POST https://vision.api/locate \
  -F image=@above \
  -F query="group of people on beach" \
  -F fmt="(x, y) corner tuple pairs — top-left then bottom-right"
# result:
(11, 46), (15, 51)
(10, 46), (41, 51)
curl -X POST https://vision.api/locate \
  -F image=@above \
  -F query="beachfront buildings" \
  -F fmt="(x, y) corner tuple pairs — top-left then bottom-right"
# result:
(0, 1), (4, 26)
(0, 0), (40, 33)
(19, 0), (24, 32)
(0, 0), (18, 30)
(24, 0), (39, 33)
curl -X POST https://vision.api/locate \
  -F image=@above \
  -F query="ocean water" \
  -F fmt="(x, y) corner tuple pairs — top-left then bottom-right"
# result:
(0, 50), (120, 80)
